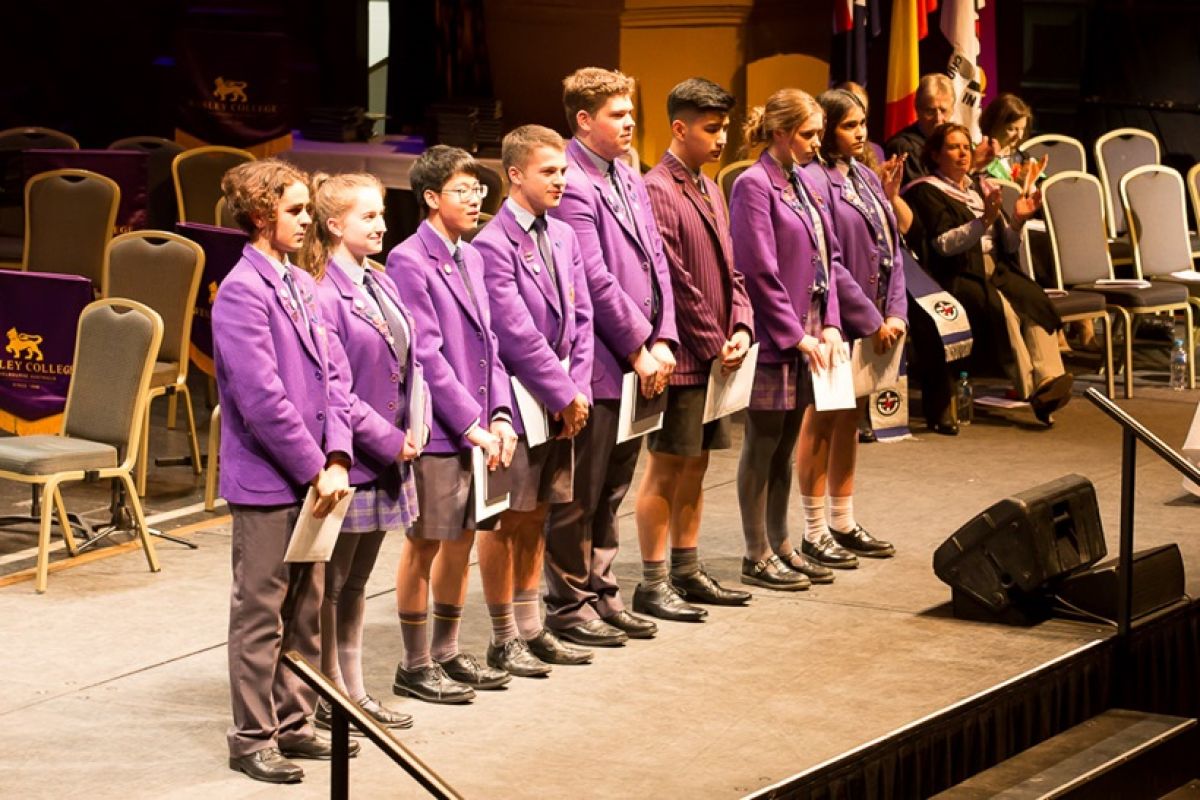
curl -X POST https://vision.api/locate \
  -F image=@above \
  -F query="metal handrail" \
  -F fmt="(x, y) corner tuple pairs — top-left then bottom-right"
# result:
(283, 651), (461, 800)
(1082, 387), (1200, 640)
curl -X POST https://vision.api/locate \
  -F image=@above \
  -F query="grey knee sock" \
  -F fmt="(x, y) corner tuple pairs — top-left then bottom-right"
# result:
(513, 589), (543, 640)
(487, 602), (518, 645)
(429, 602), (463, 663)
(398, 611), (429, 671)
(670, 547), (699, 577)
(642, 560), (668, 585)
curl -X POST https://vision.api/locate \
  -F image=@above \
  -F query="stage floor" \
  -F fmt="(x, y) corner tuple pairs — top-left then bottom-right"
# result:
(1, 375), (1197, 799)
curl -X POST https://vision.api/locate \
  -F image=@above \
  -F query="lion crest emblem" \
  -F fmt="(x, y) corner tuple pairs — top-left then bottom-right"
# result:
(5, 327), (44, 361)
(212, 77), (248, 103)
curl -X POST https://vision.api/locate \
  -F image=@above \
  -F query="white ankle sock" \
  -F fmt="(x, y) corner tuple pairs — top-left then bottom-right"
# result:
(802, 495), (828, 543)
(829, 495), (855, 533)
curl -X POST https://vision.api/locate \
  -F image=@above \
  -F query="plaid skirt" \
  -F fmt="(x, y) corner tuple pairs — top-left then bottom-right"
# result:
(341, 462), (419, 534)
(748, 360), (814, 411)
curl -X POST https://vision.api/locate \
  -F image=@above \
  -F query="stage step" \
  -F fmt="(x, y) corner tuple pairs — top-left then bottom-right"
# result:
(1161, 780), (1200, 799)
(932, 709), (1198, 799)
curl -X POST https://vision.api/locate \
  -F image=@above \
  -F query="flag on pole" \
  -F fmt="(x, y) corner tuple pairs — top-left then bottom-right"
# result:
(832, 0), (881, 87)
(884, 0), (921, 139)
(941, 0), (985, 139)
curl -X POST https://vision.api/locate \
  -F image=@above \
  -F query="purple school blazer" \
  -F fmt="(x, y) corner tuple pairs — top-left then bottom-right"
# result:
(644, 152), (754, 385)
(314, 260), (430, 486)
(472, 203), (594, 432)
(806, 160), (907, 328)
(729, 150), (847, 366)
(548, 137), (678, 401)
(212, 244), (353, 506)
(385, 222), (511, 455)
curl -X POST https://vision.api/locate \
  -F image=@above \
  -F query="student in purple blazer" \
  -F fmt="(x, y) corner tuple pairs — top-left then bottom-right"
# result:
(472, 125), (596, 674)
(302, 172), (428, 731)
(634, 78), (755, 621)
(385, 146), (517, 703)
(796, 89), (914, 563)
(543, 67), (679, 646)
(731, 89), (866, 593)
(214, 159), (356, 784)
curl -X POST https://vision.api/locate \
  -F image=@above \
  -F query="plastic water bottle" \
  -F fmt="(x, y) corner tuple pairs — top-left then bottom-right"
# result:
(956, 371), (974, 424)
(1171, 339), (1188, 391)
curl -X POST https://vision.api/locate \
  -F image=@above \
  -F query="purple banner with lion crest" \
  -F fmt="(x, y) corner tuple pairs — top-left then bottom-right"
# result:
(0, 270), (92, 422)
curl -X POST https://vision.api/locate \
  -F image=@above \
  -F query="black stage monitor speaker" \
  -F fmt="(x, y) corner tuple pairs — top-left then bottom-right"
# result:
(933, 474), (1108, 624)
(1056, 543), (1188, 625)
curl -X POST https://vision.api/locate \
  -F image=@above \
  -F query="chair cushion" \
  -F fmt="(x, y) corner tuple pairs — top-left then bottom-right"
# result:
(150, 360), (178, 388)
(0, 435), (118, 475)
(1154, 274), (1200, 298)
(1050, 290), (1106, 318)
(1074, 281), (1190, 308)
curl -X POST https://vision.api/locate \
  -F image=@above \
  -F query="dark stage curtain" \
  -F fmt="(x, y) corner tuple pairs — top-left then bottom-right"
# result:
(772, 599), (1200, 800)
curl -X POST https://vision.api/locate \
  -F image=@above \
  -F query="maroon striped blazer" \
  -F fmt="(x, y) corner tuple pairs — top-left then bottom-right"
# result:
(644, 152), (754, 385)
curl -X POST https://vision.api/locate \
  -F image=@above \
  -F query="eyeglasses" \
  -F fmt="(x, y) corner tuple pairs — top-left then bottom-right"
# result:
(440, 184), (488, 202)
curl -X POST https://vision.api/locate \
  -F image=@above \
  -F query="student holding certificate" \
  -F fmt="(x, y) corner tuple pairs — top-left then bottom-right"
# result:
(797, 88), (910, 561)
(472, 125), (597, 672)
(731, 89), (855, 591)
(302, 172), (426, 730)
(386, 146), (517, 703)
(634, 78), (754, 619)
(214, 159), (355, 783)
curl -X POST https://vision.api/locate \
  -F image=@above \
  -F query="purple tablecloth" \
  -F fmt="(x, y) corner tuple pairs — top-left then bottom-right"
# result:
(0, 269), (92, 422)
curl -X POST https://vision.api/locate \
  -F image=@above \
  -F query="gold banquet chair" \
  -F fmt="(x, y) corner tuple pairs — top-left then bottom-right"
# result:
(102, 231), (205, 496)
(717, 159), (754, 205)
(24, 168), (120, 286)
(0, 298), (164, 593)
(172, 145), (254, 225)
(0, 127), (80, 268)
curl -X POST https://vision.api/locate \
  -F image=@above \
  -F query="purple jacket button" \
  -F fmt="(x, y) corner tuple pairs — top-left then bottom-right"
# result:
(390, 373), (399, 383)
(315, 370), (323, 381)
(387, 401), (396, 411)
(316, 411), (325, 422)
(479, 359), (486, 367)
(478, 386), (486, 395)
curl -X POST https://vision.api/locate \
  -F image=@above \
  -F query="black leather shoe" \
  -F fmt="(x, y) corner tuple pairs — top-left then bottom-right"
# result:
(740, 555), (810, 590)
(829, 524), (895, 558)
(777, 549), (835, 584)
(314, 696), (414, 732)
(671, 567), (752, 606)
(392, 663), (475, 704)
(487, 638), (552, 677)
(551, 619), (627, 648)
(437, 652), (511, 690)
(858, 427), (877, 444)
(930, 419), (959, 436)
(280, 734), (359, 761)
(602, 609), (658, 639)
(525, 629), (593, 665)
(802, 535), (859, 569)
(633, 581), (708, 622)
(229, 748), (304, 783)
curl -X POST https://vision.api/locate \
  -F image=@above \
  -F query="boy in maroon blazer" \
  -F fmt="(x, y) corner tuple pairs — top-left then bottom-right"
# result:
(544, 67), (678, 646)
(473, 125), (596, 672)
(634, 78), (755, 620)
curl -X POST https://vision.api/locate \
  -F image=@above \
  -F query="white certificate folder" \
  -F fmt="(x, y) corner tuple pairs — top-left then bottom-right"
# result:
(701, 343), (758, 423)
(284, 486), (356, 563)
(616, 371), (666, 444)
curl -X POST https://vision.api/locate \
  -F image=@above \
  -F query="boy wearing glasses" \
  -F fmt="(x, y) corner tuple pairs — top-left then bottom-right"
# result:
(386, 145), (517, 703)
